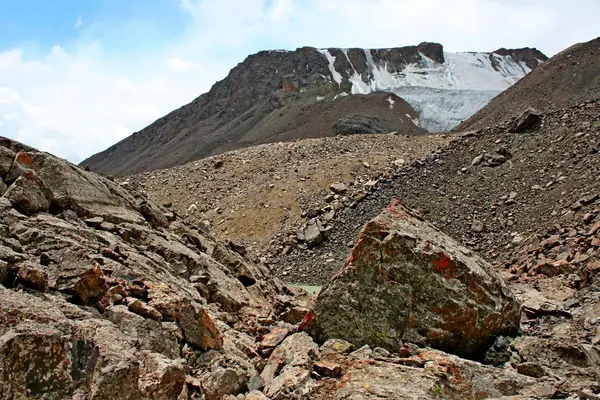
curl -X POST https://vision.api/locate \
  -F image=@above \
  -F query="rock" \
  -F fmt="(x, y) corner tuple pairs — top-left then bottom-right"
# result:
(15, 262), (48, 292)
(0, 180), (6, 196)
(321, 209), (335, 222)
(139, 200), (170, 228)
(373, 347), (391, 358)
(516, 362), (546, 378)
(306, 200), (521, 358)
(104, 305), (181, 358)
(247, 375), (265, 392)
(313, 360), (342, 377)
(259, 326), (293, 356)
(329, 183), (347, 194)
(509, 336), (598, 383)
(3, 151), (33, 182)
(0, 287), (146, 400)
(297, 219), (323, 248)
(509, 108), (542, 133)
(364, 180), (378, 190)
(513, 284), (569, 318)
(349, 344), (373, 360)
(484, 153), (507, 167)
(73, 264), (109, 305)
(124, 297), (163, 321)
(261, 332), (319, 400)
(3, 170), (53, 215)
(319, 338), (355, 355)
(471, 154), (484, 166)
(246, 391), (270, 400)
(178, 301), (223, 351)
(311, 346), (536, 399)
(471, 220), (486, 233)
(0, 137), (288, 399)
(0, 146), (16, 177)
(279, 306), (310, 325)
(200, 365), (249, 400)
(333, 115), (386, 135)
(138, 351), (186, 398)
(589, 221), (600, 236)
(579, 193), (599, 205)
(483, 336), (512, 366)
(28, 151), (145, 224)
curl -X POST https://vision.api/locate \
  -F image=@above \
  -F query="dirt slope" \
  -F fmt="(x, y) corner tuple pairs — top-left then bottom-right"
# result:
(123, 133), (449, 255)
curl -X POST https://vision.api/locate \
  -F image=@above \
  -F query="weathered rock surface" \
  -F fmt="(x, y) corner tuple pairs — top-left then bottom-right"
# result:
(4, 170), (53, 215)
(261, 332), (320, 399)
(0, 137), (288, 399)
(306, 200), (520, 357)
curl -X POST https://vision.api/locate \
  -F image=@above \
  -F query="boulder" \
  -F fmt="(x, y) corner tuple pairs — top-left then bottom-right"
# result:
(73, 264), (109, 305)
(3, 170), (53, 215)
(296, 219), (323, 248)
(138, 351), (186, 399)
(509, 107), (542, 133)
(3, 150), (33, 183)
(306, 200), (520, 358)
(329, 183), (347, 194)
(28, 151), (144, 224)
(139, 199), (170, 228)
(311, 346), (537, 399)
(15, 262), (48, 292)
(0, 146), (15, 177)
(177, 301), (223, 351)
(261, 332), (319, 400)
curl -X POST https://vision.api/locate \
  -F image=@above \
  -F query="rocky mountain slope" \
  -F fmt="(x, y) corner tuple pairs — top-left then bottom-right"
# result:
(458, 37), (600, 131)
(275, 100), (600, 284)
(2, 135), (599, 399)
(81, 43), (546, 177)
(121, 133), (449, 257)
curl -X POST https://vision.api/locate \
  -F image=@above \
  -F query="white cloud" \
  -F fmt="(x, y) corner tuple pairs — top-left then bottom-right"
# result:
(0, 0), (598, 163)
(168, 57), (203, 72)
(74, 15), (84, 29)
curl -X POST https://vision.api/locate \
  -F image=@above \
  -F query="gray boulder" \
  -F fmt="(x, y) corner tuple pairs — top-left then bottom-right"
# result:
(509, 107), (542, 133)
(306, 200), (521, 358)
(3, 170), (53, 215)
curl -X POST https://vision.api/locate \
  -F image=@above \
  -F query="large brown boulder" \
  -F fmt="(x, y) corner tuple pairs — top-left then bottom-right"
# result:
(3, 170), (53, 215)
(306, 200), (520, 358)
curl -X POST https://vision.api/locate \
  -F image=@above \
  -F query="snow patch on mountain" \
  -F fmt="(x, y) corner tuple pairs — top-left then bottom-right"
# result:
(318, 49), (343, 87)
(319, 48), (537, 131)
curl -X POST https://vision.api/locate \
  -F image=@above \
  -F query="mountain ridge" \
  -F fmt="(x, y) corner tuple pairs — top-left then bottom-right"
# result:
(81, 43), (547, 177)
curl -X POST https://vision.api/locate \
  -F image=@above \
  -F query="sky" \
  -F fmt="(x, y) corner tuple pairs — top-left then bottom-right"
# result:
(0, 0), (598, 163)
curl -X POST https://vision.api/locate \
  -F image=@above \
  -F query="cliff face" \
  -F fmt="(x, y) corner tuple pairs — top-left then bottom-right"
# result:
(81, 43), (546, 177)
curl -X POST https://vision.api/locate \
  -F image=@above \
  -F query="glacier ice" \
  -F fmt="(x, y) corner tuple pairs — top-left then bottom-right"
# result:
(318, 48), (537, 131)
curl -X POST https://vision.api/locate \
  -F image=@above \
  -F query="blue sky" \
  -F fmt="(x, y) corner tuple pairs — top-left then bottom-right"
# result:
(0, 0), (189, 54)
(0, 0), (598, 163)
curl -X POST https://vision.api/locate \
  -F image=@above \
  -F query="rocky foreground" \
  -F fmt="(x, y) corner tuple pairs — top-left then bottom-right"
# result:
(1, 135), (600, 399)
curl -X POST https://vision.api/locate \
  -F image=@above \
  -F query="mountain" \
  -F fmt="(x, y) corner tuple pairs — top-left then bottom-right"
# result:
(458, 37), (600, 131)
(3, 39), (600, 399)
(81, 43), (546, 177)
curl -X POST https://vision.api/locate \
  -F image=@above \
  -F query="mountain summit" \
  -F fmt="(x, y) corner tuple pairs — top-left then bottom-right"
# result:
(81, 43), (546, 176)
